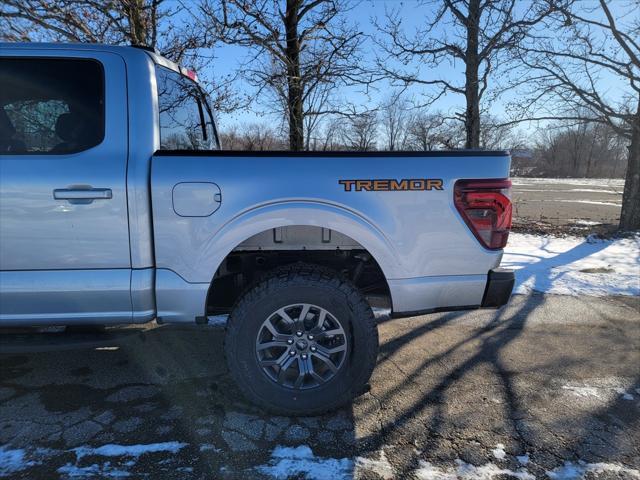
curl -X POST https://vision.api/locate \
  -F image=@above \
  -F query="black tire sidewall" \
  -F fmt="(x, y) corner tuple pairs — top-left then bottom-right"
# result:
(226, 275), (374, 414)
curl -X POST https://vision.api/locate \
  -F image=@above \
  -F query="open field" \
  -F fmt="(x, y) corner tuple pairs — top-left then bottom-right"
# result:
(511, 178), (624, 232)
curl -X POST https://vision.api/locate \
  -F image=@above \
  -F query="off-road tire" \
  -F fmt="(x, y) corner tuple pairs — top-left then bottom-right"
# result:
(224, 263), (378, 415)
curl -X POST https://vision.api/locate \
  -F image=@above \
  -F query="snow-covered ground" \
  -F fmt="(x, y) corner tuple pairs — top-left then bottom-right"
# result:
(511, 177), (625, 188)
(502, 233), (640, 296)
(4, 441), (639, 479)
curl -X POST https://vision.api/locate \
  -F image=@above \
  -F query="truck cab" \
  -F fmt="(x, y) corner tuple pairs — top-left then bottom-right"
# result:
(0, 44), (218, 325)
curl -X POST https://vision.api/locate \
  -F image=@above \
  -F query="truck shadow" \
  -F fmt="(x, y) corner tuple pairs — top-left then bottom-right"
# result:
(0, 322), (361, 478)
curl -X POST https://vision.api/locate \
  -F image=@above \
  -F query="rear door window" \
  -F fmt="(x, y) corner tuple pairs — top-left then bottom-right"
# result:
(0, 58), (104, 154)
(156, 65), (216, 150)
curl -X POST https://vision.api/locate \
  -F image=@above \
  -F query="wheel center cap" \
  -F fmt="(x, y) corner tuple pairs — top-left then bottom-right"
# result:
(296, 339), (308, 351)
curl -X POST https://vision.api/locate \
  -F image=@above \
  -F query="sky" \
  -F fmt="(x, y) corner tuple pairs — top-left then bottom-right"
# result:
(171, 0), (633, 139)
(204, 1), (468, 127)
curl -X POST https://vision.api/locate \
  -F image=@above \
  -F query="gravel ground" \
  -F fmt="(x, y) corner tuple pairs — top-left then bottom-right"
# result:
(1, 293), (638, 479)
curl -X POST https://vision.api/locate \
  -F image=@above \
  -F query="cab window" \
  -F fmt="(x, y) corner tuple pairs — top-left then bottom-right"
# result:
(156, 65), (218, 150)
(0, 58), (104, 154)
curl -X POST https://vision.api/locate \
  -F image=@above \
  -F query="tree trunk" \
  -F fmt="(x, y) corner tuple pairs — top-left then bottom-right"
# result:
(619, 102), (640, 230)
(284, 0), (304, 151)
(464, 0), (481, 149)
(125, 0), (148, 47)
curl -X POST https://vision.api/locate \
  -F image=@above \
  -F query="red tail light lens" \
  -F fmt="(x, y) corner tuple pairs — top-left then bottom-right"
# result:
(454, 179), (512, 250)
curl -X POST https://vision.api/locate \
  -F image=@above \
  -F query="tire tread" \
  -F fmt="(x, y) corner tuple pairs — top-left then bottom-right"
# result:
(224, 262), (378, 415)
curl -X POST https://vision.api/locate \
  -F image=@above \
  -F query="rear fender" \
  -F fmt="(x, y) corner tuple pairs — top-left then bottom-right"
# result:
(201, 201), (403, 282)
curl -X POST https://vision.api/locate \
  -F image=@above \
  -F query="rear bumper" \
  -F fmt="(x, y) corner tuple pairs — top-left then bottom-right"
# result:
(481, 268), (515, 308)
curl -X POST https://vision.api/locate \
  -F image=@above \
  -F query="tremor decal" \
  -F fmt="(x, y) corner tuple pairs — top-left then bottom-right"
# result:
(338, 179), (444, 192)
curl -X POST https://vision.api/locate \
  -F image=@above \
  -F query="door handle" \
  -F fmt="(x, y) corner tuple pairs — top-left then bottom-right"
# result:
(53, 188), (113, 203)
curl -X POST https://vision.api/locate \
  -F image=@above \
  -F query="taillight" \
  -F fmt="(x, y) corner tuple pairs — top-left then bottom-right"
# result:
(454, 179), (512, 250)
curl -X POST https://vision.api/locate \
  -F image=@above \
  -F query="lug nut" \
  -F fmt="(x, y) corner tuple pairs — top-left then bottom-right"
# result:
(287, 339), (294, 345)
(310, 346), (317, 352)
(296, 331), (303, 337)
(308, 334), (314, 340)
(289, 350), (296, 356)
(301, 354), (308, 359)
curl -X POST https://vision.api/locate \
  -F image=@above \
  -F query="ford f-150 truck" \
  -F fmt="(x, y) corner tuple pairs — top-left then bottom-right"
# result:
(0, 43), (514, 415)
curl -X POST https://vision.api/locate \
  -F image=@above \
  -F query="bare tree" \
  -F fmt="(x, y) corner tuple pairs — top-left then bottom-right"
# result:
(406, 112), (466, 150)
(375, 0), (563, 149)
(341, 112), (378, 151)
(219, 122), (287, 150)
(315, 116), (345, 151)
(380, 93), (410, 150)
(514, 0), (639, 229)
(525, 121), (628, 178)
(0, 0), (165, 48)
(480, 115), (526, 150)
(198, 0), (363, 151)
(0, 0), (239, 114)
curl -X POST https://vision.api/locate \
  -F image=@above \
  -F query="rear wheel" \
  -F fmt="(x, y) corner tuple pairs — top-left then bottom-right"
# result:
(224, 263), (378, 415)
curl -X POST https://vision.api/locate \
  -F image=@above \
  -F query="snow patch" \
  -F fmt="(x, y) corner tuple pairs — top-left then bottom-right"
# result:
(560, 379), (637, 404)
(256, 445), (353, 480)
(557, 199), (621, 207)
(491, 444), (506, 460)
(569, 188), (620, 194)
(502, 233), (640, 296)
(414, 459), (534, 480)
(372, 307), (392, 320)
(53, 442), (188, 479)
(207, 314), (228, 326)
(547, 461), (640, 479)
(562, 385), (603, 398)
(73, 441), (187, 460)
(199, 443), (221, 452)
(355, 450), (395, 479)
(570, 219), (602, 226)
(511, 178), (624, 188)
(57, 462), (131, 478)
(0, 446), (34, 476)
(614, 388), (635, 400)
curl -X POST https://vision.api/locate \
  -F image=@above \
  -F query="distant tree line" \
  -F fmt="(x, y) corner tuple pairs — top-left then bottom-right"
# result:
(1, 0), (638, 228)
(221, 108), (627, 180)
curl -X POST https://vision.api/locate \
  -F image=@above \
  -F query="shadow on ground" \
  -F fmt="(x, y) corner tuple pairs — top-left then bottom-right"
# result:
(1, 289), (638, 478)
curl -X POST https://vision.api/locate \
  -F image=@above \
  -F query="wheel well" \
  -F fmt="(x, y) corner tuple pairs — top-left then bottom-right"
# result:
(206, 227), (391, 315)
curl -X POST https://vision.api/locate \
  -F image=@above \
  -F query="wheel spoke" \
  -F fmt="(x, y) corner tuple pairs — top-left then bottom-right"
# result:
(294, 357), (308, 388)
(276, 308), (295, 327)
(277, 355), (297, 384)
(296, 304), (311, 329)
(312, 351), (339, 373)
(256, 340), (289, 351)
(260, 349), (289, 368)
(307, 357), (325, 384)
(315, 343), (347, 356)
(314, 309), (327, 330)
(316, 328), (343, 339)
(262, 319), (290, 342)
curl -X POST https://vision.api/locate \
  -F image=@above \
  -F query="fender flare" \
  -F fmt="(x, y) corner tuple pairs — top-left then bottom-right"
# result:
(198, 200), (404, 282)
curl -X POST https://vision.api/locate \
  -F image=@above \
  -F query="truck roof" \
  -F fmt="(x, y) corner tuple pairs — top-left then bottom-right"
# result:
(0, 42), (188, 80)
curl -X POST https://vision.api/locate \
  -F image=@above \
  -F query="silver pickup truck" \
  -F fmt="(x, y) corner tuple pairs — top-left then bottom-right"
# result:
(0, 43), (514, 414)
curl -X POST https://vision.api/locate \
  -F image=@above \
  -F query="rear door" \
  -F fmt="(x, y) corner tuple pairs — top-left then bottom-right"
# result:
(0, 50), (131, 325)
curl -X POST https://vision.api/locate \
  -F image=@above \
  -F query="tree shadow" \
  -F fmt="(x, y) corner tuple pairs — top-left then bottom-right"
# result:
(350, 237), (624, 477)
